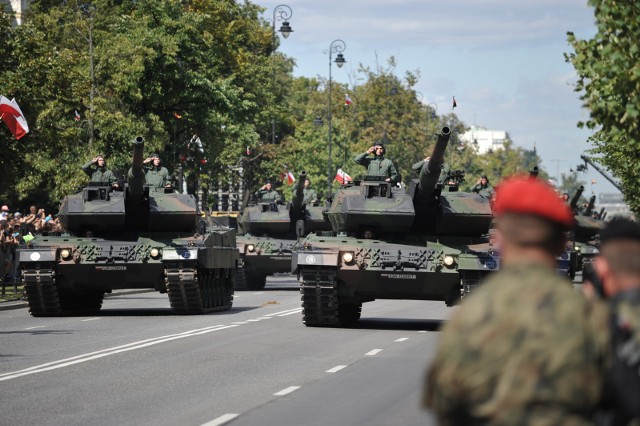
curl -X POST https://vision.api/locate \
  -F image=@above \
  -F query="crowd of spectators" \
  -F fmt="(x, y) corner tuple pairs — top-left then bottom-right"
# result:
(1, 203), (62, 286)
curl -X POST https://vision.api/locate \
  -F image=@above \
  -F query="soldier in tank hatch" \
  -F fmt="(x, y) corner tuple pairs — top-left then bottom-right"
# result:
(354, 142), (399, 183)
(143, 152), (171, 189)
(424, 175), (610, 425)
(471, 175), (494, 199)
(82, 155), (119, 188)
(255, 181), (281, 203)
(302, 178), (318, 206)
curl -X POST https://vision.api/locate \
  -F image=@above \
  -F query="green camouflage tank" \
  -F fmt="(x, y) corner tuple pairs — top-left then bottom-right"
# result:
(293, 127), (499, 326)
(18, 137), (239, 316)
(235, 170), (330, 290)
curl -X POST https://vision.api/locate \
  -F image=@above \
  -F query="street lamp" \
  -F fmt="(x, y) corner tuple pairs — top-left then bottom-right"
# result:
(271, 4), (293, 144)
(325, 39), (346, 196)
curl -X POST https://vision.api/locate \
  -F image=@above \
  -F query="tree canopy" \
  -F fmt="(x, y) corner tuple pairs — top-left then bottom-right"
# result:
(566, 0), (640, 214)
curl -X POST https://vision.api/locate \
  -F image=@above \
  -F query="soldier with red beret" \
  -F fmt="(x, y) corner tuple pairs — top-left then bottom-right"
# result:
(424, 175), (609, 425)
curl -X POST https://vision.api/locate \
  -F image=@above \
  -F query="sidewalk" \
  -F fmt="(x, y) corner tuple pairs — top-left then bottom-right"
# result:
(0, 289), (153, 312)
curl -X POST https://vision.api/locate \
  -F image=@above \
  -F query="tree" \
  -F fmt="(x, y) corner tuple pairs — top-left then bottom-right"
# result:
(566, 1), (640, 214)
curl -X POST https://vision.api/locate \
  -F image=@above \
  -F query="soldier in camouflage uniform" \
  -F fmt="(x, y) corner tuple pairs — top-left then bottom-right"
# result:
(424, 175), (609, 425)
(255, 181), (281, 203)
(472, 175), (495, 199)
(143, 152), (171, 189)
(354, 142), (399, 183)
(302, 178), (318, 206)
(82, 155), (119, 188)
(588, 217), (640, 424)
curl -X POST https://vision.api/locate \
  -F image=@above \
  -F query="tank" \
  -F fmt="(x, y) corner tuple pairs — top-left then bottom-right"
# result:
(293, 127), (499, 326)
(18, 137), (239, 316)
(235, 170), (330, 290)
(566, 186), (604, 279)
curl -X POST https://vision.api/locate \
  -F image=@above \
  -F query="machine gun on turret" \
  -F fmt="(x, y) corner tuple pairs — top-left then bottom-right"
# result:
(570, 186), (585, 213)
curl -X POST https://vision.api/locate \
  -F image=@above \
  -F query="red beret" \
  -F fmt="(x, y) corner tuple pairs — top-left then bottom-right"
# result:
(493, 175), (574, 228)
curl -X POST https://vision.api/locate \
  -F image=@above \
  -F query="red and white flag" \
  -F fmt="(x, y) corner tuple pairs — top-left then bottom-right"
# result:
(335, 168), (352, 184)
(452, 96), (457, 109)
(285, 170), (295, 185)
(0, 96), (29, 140)
(74, 110), (81, 121)
(344, 94), (352, 106)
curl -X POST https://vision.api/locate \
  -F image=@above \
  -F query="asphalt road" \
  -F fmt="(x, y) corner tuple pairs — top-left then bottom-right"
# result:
(0, 275), (450, 426)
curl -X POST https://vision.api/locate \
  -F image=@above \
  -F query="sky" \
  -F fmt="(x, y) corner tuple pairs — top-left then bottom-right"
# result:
(257, 0), (620, 196)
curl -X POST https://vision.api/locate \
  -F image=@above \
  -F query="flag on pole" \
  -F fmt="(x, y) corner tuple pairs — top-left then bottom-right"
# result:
(245, 146), (251, 156)
(173, 112), (182, 119)
(452, 96), (457, 109)
(285, 170), (295, 185)
(335, 168), (352, 184)
(344, 94), (352, 106)
(0, 96), (29, 140)
(74, 110), (81, 121)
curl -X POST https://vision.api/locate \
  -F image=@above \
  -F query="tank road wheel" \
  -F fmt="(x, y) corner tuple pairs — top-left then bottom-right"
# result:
(300, 271), (360, 327)
(22, 266), (63, 317)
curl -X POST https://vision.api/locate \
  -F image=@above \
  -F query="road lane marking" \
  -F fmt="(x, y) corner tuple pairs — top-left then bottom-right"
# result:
(231, 322), (248, 325)
(0, 325), (238, 382)
(265, 307), (302, 317)
(201, 413), (239, 426)
(25, 326), (45, 330)
(365, 349), (383, 356)
(418, 330), (427, 333)
(395, 337), (409, 342)
(326, 365), (347, 373)
(276, 309), (302, 317)
(81, 318), (101, 322)
(253, 292), (264, 295)
(259, 316), (273, 320)
(246, 319), (262, 322)
(274, 386), (300, 396)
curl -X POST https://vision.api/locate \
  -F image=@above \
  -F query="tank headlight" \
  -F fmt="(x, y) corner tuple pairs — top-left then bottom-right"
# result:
(443, 255), (456, 267)
(574, 245), (580, 252)
(150, 248), (160, 258)
(60, 249), (71, 260)
(247, 244), (255, 253)
(342, 252), (354, 264)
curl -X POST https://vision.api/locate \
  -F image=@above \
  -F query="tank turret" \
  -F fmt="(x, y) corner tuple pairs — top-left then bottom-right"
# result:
(570, 186), (584, 213)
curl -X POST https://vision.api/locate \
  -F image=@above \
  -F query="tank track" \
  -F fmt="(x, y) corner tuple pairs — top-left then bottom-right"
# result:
(235, 267), (248, 290)
(165, 265), (234, 314)
(23, 266), (62, 317)
(300, 269), (361, 327)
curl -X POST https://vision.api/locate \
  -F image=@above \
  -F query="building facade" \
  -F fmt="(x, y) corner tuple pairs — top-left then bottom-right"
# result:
(460, 125), (508, 154)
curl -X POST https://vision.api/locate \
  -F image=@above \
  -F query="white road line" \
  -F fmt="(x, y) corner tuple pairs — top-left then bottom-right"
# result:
(253, 292), (264, 295)
(246, 319), (262, 322)
(395, 337), (409, 342)
(231, 322), (248, 325)
(365, 349), (383, 356)
(274, 386), (300, 396)
(0, 324), (238, 382)
(25, 326), (45, 330)
(277, 309), (302, 317)
(81, 318), (101, 322)
(418, 330), (427, 333)
(265, 307), (302, 317)
(200, 413), (239, 426)
(326, 365), (347, 373)
(259, 316), (273, 320)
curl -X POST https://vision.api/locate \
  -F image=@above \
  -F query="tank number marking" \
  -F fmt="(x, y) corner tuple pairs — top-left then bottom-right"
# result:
(305, 255), (317, 264)
(95, 266), (127, 271)
(380, 273), (416, 279)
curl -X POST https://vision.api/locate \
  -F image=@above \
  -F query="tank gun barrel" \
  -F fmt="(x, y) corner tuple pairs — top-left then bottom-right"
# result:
(569, 185), (584, 212)
(127, 136), (146, 198)
(529, 166), (539, 177)
(584, 195), (596, 216)
(418, 126), (451, 199)
(290, 170), (308, 217)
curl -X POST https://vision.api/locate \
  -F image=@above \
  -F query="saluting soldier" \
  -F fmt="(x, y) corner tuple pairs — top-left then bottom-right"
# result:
(255, 181), (281, 203)
(143, 153), (171, 189)
(302, 178), (318, 205)
(354, 142), (399, 183)
(82, 155), (119, 188)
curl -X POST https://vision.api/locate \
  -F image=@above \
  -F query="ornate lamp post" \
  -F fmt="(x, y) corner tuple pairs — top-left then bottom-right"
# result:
(271, 5), (293, 144)
(325, 39), (346, 196)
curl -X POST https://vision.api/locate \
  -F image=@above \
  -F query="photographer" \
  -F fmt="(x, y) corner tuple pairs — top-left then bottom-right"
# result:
(82, 155), (119, 188)
(584, 218), (640, 425)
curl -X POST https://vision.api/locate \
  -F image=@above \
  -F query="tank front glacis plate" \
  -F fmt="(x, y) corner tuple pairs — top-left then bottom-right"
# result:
(294, 235), (471, 301)
(237, 235), (295, 274)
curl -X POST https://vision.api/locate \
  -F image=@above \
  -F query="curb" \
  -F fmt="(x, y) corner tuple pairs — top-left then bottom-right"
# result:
(0, 289), (154, 312)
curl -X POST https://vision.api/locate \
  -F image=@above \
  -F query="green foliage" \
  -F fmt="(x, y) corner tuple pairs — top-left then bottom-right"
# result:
(566, 1), (640, 214)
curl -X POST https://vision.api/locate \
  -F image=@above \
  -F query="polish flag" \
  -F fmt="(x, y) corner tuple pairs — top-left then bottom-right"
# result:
(344, 94), (352, 106)
(285, 170), (295, 185)
(0, 96), (29, 140)
(335, 168), (352, 184)
(74, 110), (81, 121)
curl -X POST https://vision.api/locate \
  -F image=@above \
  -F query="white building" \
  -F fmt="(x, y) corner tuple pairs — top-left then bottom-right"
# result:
(460, 125), (508, 154)
(1, 0), (28, 26)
